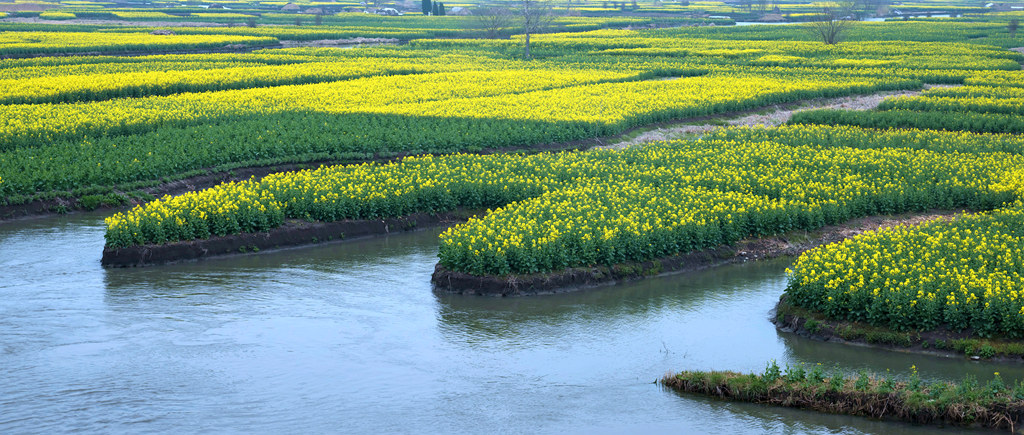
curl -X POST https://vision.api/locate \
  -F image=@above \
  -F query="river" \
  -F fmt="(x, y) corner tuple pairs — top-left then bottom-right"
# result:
(1, 212), (1015, 433)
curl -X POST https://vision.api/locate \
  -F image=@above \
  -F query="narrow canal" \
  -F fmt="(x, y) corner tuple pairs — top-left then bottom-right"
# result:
(1, 212), (1011, 433)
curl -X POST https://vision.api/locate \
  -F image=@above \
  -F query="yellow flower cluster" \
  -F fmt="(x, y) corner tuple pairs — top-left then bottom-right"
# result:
(509, 32), (1018, 71)
(965, 71), (1024, 89)
(0, 59), (423, 104)
(0, 57), (261, 82)
(882, 94), (1024, 116)
(786, 204), (1024, 336)
(366, 72), (914, 130)
(439, 140), (1019, 275)
(38, 12), (76, 20)
(105, 178), (284, 246)
(190, 13), (258, 18)
(0, 31), (277, 56)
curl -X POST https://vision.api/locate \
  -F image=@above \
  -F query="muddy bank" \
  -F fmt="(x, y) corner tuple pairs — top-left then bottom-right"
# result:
(101, 210), (479, 267)
(773, 299), (1024, 363)
(662, 369), (1024, 431)
(432, 244), (738, 296)
(432, 211), (957, 296)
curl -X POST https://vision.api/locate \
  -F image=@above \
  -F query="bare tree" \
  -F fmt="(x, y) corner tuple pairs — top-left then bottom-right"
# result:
(474, 6), (513, 38)
(755, 0), (769, 17)
(808, 1), (855, 45)
(517, 0), (553, 59)
(1010, 19), (1019, 38)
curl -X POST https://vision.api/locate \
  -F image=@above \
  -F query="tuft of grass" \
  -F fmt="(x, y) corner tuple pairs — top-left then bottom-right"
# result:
(663, 363), (1023, 431)
(78, 193), (128, 211)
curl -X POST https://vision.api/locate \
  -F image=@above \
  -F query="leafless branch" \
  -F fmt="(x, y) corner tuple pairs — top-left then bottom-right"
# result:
(474, 6), (513, 38)
(808, 1), (855, 45)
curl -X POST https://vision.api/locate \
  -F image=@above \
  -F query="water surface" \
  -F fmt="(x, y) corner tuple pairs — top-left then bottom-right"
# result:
(1, 212), (1013, 433)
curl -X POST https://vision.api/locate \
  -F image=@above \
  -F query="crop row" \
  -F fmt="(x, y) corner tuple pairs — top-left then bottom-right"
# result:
(0, 67), (635, 152)
(647, 21), (1024, 48)
(921, 85), (1024, 100)
(525, 29), (1023, 62)
(0, 112), (573, 200)
(437, 141), (1019, 275)
(0, 31), (278, 56)
(358, 72), (915, 129)
(415, 35), (1021, 71)
(0, 50), (329, 73)
(704, 124), (1024, 156)
(0, 59), (265, 82)
(789, 109), (1024, 135)
(7, 43), (963, 109)
(0, 60), (426, 105)
(965, 71), (1024, 88)
(879, 94), (1024, 116)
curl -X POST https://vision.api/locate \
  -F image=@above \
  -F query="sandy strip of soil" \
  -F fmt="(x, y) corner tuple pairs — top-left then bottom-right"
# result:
(601, 85), (957, 150)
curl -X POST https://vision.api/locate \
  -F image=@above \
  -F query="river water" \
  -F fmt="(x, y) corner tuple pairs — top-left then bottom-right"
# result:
(2, 212), (1018, 433)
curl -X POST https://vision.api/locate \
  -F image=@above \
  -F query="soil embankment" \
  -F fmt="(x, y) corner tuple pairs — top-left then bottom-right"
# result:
(774, 298), (1024, 363)
(432, 211), (956, 296)
(101, 210), (478, 267)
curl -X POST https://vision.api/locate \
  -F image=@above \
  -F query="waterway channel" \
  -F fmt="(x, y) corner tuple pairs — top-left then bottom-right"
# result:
(1, 212), (1017, 433)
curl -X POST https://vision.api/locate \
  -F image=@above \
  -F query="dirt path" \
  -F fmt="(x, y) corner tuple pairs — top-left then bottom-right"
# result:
(601, 85), (956, 150)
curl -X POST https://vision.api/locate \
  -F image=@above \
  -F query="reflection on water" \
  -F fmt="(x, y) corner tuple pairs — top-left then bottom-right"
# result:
(0, 212), (1011, 433)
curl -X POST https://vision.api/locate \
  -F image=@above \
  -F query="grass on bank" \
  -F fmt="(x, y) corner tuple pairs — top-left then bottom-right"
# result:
(664, 361), (1024, 430)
